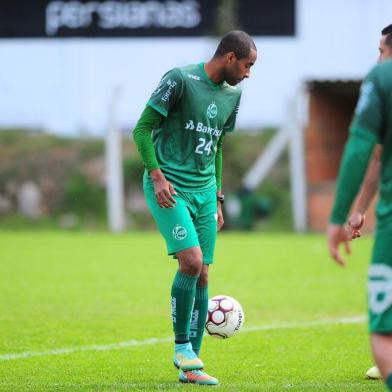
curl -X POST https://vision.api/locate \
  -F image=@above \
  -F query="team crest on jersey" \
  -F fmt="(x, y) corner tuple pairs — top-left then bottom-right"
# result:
(172, 224), (187, 240)
(207, 102), (218, 119)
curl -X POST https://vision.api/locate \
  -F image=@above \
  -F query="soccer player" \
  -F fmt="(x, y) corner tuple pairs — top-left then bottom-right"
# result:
(133, 31), (257, 385)
(326, 55), (392, 392)
(346, 24), (392, 381)
(349, 24), (392, 241)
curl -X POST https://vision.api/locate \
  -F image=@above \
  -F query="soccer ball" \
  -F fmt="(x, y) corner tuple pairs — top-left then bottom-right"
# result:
(205, 295), (245, 339)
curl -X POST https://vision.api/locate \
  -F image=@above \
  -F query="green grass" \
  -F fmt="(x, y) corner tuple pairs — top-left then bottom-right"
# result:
(0, 232), (385, 391)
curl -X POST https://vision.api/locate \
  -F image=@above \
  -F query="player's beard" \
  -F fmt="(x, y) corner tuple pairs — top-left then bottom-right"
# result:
(223, 66), (242, 86)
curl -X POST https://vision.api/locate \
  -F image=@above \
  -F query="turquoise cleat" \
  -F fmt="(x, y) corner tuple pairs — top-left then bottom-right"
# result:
(179, 369), (219, 386)
(173, 342), (204, 371)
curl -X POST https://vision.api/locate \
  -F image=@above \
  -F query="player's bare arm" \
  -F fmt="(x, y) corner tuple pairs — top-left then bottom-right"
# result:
(327, 65), (381, 266)
(217, 189), (224, 231)
(348, 144), (382, 239)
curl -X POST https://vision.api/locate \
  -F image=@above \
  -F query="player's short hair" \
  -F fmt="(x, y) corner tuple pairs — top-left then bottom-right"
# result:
(382, 24), (392, 48)
(214, 30), (256, 60)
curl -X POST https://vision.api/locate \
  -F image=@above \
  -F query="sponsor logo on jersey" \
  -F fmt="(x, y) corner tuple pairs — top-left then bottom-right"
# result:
(185, 120), (195, 130)
(184, 120), (222, 137)
(187, 73), (201, 80)
(160, 79), (177, 102)
(207, 102), (218, 119)
(172, 224), (187, 240)
(152, 86), (162, 95)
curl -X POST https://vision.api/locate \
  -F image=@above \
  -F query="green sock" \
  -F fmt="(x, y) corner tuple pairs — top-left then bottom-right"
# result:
(171, 270), (198, 342)
(190, 285), (209, 356)
(387, 373), (392, 391)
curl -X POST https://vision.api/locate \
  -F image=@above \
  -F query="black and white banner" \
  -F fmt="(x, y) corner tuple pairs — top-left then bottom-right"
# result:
(1, 0), (295, 38)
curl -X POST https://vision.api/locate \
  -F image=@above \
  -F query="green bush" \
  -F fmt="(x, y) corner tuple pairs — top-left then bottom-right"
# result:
(123, 157), (144, 186)
(62, 172), (106, 218)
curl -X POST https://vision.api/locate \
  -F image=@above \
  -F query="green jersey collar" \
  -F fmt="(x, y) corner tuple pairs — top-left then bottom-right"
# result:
(198, 62), (222, 89)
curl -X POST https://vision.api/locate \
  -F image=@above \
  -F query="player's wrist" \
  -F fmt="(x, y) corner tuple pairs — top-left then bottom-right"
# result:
(355, 209), (366, 216)
(329, 214), (346, 226)
(150, 168), (165, 182)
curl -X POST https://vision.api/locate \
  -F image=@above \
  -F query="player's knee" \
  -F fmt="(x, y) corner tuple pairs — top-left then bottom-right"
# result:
(178, 247), (203, 276)
(181, 260), (202, 276)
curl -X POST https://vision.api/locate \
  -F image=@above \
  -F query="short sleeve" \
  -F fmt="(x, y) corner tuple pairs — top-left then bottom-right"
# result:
(350, 67), (383, 143)
(223, 95), (241, 133)
(147, 68), (184, 117)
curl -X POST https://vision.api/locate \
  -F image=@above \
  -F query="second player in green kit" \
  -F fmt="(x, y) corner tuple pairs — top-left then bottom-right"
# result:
(133, 31), (257, 385)
(327, 58), (392, 391)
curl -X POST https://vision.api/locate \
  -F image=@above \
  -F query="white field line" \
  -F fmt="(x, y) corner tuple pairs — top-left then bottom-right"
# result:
(0, 315), (366, 362)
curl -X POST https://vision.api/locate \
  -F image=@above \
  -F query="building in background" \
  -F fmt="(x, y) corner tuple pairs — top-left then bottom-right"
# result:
(0, 0), (391, 135)
(0, 0), (390, 232)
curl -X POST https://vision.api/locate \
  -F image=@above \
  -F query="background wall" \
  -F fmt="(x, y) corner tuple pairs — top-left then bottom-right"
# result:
(1, 0), (391, 135)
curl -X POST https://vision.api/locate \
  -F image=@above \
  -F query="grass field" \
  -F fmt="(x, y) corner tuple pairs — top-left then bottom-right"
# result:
(0, 231), (386, 391)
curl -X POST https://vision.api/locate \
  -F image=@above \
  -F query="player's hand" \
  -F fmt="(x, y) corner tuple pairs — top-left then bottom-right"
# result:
(348, 212), (365, 240)
(327, 223), (351, 267)
(150, 169), (177, 208)
(217, 203), (224, 231)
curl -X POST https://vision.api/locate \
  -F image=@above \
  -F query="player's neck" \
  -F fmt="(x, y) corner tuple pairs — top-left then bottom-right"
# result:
(204, 60), (224, 84)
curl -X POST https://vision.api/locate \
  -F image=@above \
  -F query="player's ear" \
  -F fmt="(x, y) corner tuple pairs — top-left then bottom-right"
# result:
(226, 52), (237, 64)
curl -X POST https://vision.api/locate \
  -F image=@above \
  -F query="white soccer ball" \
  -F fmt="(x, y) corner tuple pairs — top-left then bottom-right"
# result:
(205, 295), (245, 339)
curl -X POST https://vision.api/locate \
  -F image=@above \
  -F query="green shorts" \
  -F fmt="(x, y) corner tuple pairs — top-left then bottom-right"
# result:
(368, 226), (392, 333)
(143, 177), (218, 264)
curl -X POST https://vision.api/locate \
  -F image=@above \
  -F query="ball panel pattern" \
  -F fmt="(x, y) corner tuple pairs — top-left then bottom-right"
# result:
(205, 295), (245, 339)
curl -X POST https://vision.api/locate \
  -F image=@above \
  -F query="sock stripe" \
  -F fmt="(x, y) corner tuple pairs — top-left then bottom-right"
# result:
(174, 271), (199, 290)
(195, 286), (208, 300)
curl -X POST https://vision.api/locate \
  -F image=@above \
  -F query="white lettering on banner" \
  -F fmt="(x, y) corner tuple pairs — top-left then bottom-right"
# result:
(46, 0), (201, 36)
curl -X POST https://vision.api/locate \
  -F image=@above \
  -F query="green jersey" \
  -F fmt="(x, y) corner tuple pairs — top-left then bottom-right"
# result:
(350, 59), (392, 225)
(146, 63), (241, 192)
(330, 59), (392, 226)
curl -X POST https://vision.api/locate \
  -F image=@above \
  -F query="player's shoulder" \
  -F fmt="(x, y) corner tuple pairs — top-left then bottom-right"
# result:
(162, 66), (185, 82)
(367, 59), (392, 82)
(373, 58), (392, 72)
(174, 63), (204, 82)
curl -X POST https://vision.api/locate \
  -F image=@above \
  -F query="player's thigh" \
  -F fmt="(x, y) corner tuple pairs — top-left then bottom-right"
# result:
(194, 190), (218, 264)
(143, 181), (199, 255)
(368, 226), (392, 333)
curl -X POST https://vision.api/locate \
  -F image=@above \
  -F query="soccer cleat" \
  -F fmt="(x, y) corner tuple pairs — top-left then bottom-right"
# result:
(179, 369), (219, 386)
(173, 342), (204, 371)
(366, 366), (381, 379)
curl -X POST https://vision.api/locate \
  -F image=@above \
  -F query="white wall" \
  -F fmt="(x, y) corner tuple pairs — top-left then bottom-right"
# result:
(0, 0), (391, 135)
